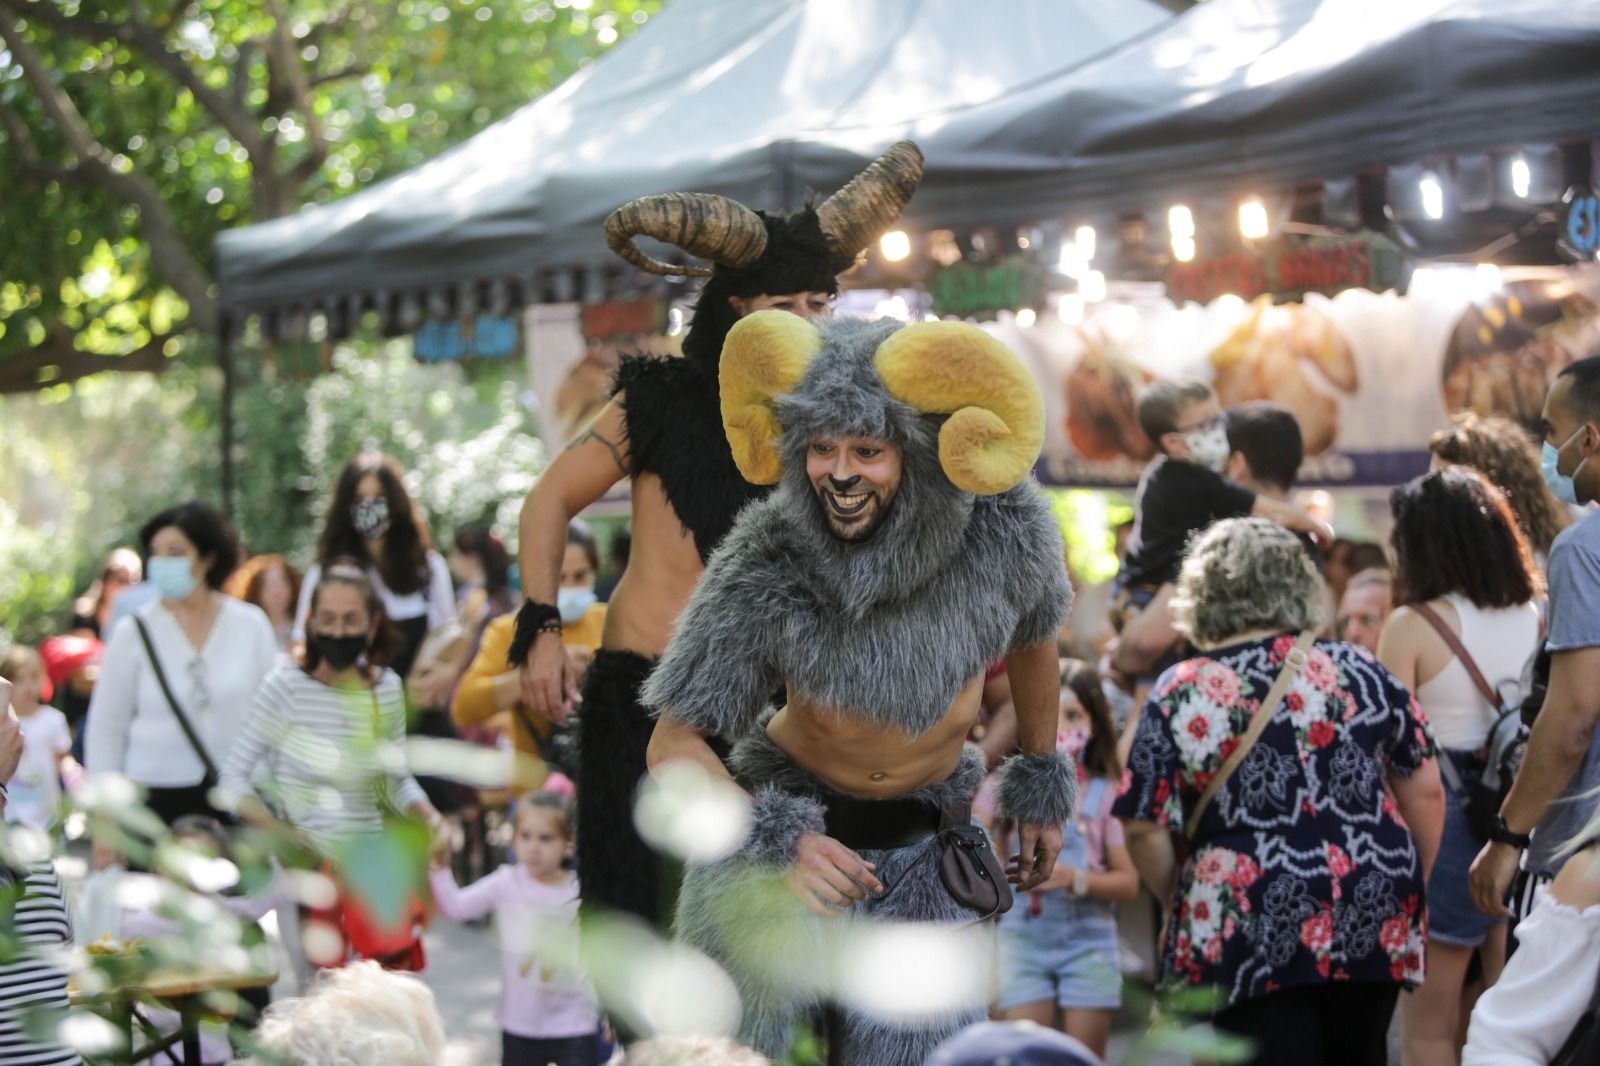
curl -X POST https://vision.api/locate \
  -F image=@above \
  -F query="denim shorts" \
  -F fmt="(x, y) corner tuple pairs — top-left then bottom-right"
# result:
(996, 897), (1122, 1011)
(1428, 752), (1507, 948)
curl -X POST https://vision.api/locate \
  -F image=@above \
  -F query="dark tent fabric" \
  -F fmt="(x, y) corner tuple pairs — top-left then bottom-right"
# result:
(214, 0), (1168, 330)
(902, 0), (1600, 229)
(216, 0), (1600, 330)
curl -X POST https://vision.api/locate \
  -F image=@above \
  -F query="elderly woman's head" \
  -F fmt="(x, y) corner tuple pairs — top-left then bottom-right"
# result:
(1171, 517), (1325, 649)
(241, 961), (445, 1066)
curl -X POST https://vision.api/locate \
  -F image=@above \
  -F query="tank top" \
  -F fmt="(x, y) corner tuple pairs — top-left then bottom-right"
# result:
(1414, 593), (1539, 750)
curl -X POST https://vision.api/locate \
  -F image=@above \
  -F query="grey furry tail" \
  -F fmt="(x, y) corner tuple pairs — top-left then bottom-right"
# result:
(741, 786), (826, 867)
(996, 750), (1077, 826)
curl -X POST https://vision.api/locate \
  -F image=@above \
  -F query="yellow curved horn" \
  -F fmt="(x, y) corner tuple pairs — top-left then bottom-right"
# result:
(719, 310), (822, 484)
(874, 322), (1044, 495)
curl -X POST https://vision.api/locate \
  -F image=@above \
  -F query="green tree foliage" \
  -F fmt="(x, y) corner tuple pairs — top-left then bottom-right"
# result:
(0, 0), (658, 392)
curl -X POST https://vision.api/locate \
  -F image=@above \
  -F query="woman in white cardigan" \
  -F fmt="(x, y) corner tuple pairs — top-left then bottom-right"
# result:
(85, 501), (278, 826)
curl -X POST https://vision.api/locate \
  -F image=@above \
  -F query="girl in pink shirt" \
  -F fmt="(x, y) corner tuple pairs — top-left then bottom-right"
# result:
(430, 794), (599, 1066)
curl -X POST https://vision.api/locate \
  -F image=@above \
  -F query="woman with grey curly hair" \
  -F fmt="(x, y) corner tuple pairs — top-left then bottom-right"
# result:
(1113, 517), (1445, 1065)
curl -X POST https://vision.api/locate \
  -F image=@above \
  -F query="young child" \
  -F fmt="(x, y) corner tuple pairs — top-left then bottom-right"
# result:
(429, 792), (598, 1066)
(0, 645), (82, 831)
(994, 661), (1139, 1061)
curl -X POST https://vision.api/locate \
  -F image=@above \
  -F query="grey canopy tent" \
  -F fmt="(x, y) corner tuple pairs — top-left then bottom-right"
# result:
(214, 0), (1169, 336)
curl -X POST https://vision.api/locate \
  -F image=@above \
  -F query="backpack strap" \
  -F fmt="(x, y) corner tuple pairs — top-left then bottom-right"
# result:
(1412, 602), (1505, 712)
(1187, 631), (1316, 842)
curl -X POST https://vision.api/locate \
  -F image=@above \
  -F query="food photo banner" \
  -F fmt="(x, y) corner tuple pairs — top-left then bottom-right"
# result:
(985, 264), (1600, 489)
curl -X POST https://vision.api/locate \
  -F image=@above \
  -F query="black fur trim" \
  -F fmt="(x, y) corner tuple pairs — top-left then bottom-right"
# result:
(574, 649), (670, 928)
(996, 750), (1077, 827)
(612, 354), (771, 563)
(506, 600), (561, 668)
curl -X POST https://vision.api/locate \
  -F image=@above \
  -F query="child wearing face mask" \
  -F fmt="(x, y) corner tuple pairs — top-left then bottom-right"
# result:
(991, 661), (1138, 1061)
(1113, 380), (1327, 641)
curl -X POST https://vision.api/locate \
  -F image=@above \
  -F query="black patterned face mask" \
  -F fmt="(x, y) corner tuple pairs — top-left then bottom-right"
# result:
(351, 497), (391, 540)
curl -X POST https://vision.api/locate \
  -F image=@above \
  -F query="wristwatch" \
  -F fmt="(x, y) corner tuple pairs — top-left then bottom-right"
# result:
(1489, 815), (1532, 849)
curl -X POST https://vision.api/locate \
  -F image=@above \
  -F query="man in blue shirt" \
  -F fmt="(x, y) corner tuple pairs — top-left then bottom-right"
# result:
(1472, 355), (1600, 914)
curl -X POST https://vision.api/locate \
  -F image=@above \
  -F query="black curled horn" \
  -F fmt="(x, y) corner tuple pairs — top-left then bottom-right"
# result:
(604, 193), (769, 277)
(815, 141), (925, 273)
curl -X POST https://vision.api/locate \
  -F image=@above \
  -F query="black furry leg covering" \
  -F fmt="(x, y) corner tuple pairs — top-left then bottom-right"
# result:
(674, 726), (991, 1066)
(574, 649), (671, 929)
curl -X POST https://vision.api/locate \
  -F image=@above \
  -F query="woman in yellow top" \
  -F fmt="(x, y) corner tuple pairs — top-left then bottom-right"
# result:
(452, 522), (606, 792)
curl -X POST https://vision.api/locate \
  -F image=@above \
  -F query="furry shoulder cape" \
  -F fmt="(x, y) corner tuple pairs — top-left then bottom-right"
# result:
(642, 476), (1071, 741)
(613, 354), (771, 563)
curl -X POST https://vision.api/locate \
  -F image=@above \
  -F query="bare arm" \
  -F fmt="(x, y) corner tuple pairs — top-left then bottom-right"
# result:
(1112, 582), (1180, 678)
(1389, 758), (1446, 881)
(646, 716), (741, 791)
(1471, 646), (1600, 915)
(1123, 820), (1177, 911)
(1004, 640), (1067, 890)
(1036, 838), (1140, 902)
(1252, 494), (1334, 546)
(516, 398), (630, 722)
(1375, 607), (1424, 693)
(975, 671), (1018, 769)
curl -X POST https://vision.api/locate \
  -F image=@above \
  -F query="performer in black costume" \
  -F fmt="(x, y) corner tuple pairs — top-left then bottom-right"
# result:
(509, 143), (924, 928)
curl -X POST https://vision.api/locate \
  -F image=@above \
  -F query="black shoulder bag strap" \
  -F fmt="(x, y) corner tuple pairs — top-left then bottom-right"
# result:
(131, 616), (219, 788)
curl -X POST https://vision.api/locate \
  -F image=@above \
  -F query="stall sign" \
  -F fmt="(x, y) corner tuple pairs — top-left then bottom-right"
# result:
(580, 298), (667, 341)
(929, 258), (1043, 317)
(1166, 232), (1409, 305)
(1560, 188), (1600, 262)
(413, 315), (520, 363)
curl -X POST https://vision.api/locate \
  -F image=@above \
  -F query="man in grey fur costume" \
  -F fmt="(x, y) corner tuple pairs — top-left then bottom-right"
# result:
(642, 309), (1077, 1064)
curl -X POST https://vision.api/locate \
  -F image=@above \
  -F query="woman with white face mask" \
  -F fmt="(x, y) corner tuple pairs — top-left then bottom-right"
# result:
(84, 501), (279, 826)
(450, 522), (607, 794)
(291, 452), (454, 680)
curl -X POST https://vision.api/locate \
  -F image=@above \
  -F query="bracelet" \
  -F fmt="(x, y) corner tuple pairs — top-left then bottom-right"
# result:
(1072, 867), (1089, 898)
(507, 600), (563, 668)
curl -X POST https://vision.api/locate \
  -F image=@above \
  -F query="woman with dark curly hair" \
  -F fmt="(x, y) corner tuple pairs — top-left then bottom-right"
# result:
(1378, 467), (1542, 1066)
(1115, 517), (1444, 1065)
(1430, 411), (1571, 562)
(293, 453), (453, 679)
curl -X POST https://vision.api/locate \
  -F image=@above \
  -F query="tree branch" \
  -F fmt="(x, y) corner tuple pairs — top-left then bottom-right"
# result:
(0, 323), (172, 394)
(0, 8), (216, 332)
(12, 0), (270, 161)
(0, 98), (76, 181)
(308, 61), (368, 88)
(262, 0), (329, 180)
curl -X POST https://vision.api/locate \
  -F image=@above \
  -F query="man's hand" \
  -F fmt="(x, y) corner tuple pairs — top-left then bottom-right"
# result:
(520, 633), (580, 726)
(784, 831), (884, 918)
(0, 678), (21, 786)
(1469, 840), (1520, 918)
(1011, 822), (1064, 890)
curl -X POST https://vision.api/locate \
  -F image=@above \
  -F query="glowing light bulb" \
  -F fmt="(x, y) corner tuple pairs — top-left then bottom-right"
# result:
(1238, 198), (1269, 240)
(1511, 157), (1530, 199)
(1074, 225), (1096, 261)
(1420, 173), (1445, 220)
(879, 230), (911, 262)
(1168, 204), (1195, 239)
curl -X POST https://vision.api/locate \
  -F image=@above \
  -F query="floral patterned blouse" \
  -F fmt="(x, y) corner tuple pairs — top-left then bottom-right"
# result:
(1113, 633), (1438, 1007)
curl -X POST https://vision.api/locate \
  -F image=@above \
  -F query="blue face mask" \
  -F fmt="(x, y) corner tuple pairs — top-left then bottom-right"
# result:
(1542, 425), (1590, 507)
(148, 556), (198, 601)
(557, 585), (597, 624)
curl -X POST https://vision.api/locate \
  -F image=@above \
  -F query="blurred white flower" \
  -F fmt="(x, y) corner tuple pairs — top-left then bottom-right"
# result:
(634, 762), (752, 863)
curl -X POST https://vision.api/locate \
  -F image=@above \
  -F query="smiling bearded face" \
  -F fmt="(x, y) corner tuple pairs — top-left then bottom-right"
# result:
(804, 434), (904, 542)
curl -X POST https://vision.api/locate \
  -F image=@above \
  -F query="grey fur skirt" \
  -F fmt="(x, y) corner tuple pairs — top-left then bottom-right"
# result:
(674, 725), (993, 1066)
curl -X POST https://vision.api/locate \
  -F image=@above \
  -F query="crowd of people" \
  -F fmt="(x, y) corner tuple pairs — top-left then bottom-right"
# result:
(2, 143), (1599, 1066)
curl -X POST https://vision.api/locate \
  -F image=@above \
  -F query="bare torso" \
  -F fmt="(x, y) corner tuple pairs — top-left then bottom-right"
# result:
(602, 471), (704, 658)
(766, 674), (986, 798)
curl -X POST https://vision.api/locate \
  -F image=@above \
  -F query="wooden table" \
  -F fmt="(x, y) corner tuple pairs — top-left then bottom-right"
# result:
(72, 968), (278, 1065)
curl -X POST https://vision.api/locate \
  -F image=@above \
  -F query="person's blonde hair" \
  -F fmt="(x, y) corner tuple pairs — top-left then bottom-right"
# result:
(242, 961), (445, 1066)
(0, 644), (42, 683)
(1171, 517), (1325, 647)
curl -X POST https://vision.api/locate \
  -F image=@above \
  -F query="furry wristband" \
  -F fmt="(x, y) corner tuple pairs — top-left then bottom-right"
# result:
(996, 750), (1077, 827)
(739, 785), (827, 867)
(506, 600), (562, 668)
